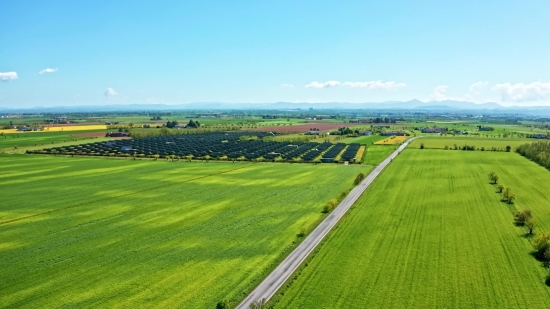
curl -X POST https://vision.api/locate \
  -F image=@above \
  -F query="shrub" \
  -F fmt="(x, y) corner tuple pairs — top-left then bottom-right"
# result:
(354, 173), (366, 185)
(216, 300), (228, 309)
(340, 189), (350, 199)
(322, 199), (339, 213)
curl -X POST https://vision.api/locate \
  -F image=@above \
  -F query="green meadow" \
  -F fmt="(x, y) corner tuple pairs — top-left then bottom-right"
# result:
(362, 145), (397, 165)
(273, 150), (550, 308)
(0, 154), (371, 308)
(0, 131), (105, 150)
(410, 136), (535, 151)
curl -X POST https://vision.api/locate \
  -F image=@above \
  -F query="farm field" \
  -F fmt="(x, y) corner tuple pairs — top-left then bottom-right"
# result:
(342, 135), (386, 144)
(0, 131), (106, 150)
(0, 154), (371, 308)
(409, 136), (535, 151)
(272, 150), (550, 308)
(362, 145), (397, 165)
(374, 135), (408, 145)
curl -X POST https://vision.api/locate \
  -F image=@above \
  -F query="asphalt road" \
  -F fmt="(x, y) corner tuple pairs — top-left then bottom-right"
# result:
(236, 138), (416, 309)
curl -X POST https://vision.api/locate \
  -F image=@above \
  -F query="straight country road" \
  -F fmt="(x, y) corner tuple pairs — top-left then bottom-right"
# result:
(236, 138), (416, 309)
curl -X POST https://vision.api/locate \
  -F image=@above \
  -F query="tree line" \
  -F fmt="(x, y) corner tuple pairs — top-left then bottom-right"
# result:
(516, 141), (550, 170)
(488, 172), (550, 285)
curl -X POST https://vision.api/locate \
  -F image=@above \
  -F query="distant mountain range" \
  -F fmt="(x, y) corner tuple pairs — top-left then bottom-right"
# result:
(1, 100), (549, 113)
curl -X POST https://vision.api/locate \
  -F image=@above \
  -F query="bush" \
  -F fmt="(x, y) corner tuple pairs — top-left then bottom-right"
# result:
(340, 189), (350, 199)
(322, 199), (339, 213)
(354, 173), (366, 185)
(216, 300), (228, 309)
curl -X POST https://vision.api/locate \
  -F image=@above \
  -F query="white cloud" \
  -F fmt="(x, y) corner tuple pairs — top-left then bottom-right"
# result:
(73, 94), (82, 99)
(280, 84), (294, 88)
(104, 88), (118, 97)
(39, 68), (58, 74)
(431, 85), (449, 101)
(305, 81), (341, 88)
(305, 80), (405, 90)
(492, 82), (550, 102)
(0, 72), (18, 82)
(469, 81), (488, 94)
(342, 80), (406, 90)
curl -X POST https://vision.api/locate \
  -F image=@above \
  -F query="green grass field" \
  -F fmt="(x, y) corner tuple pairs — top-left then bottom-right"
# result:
(0, 154), (371, 308)
(341, 135), (387, 144)
(273, 150), (550, 308)
(410, 136), (535, 151)
(362, 145), (397, 165)
(0, 131), (106, 150)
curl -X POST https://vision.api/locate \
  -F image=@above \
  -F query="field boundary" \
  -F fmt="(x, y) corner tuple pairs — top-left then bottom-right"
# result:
(0, 164), (253, 226)
(235, 137), (416, 308)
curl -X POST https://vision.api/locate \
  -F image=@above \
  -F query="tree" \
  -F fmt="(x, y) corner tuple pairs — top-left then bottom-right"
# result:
(508, 192), (516, 204)
(514, 209), (532, 226)
(488, 172), (499, 184)
(505, 145), (511, 152)
(502, 187), (511, 202)
(533, 231), (550, 260)
(420, 143), (425, 149)
(497, 184), (504, 193)
(525, 219), (537, 235)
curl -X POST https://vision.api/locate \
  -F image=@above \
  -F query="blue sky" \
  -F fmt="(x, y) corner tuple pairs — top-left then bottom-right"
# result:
(1, 0), (550, 107)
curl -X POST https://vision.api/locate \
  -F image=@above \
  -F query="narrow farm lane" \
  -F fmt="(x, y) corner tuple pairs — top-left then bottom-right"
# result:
(236, 138), (416, 309)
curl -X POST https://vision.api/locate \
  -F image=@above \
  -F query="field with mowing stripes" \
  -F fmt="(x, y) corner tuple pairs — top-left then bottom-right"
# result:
(273, 150), (550, 308)
(0, 154), (371, 308)
(409, 136), (535, 151)
(362, 145), (397, 165)
(0, 131), (105, 150)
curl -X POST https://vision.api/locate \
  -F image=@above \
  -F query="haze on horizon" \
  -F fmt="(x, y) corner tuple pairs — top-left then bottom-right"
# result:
(1, 0), (550, 108)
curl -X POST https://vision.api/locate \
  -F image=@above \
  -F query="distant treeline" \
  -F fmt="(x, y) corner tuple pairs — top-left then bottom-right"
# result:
(516, 141), (550, 169)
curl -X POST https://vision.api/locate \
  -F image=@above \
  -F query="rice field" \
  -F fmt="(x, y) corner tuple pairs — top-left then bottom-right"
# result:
(272, 150), (550, 308)
(0, 154), (371, 308)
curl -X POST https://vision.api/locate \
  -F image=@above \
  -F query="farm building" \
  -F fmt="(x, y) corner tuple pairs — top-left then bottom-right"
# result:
(364, 131), (372, 135)
(532, 134), (547, 139)
(421, 127), (446, 133)
(380, 130), (407, 136)
(107, 132), (130, 137)
(477, 125), (494, 131)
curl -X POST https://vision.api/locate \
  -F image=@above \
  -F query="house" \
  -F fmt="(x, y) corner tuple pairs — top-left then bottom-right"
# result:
(305, 131), (321, 135)
(108, 132), (130, 137)
(380, 130), (407, 136)
(478, 125), (494, 131)
(422, 127), (446, 133)
(532, 134), (547, 139)
(364, 131), (372, 136)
